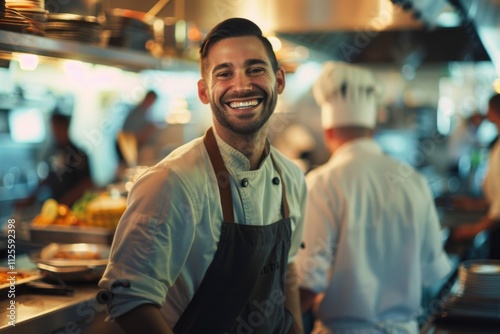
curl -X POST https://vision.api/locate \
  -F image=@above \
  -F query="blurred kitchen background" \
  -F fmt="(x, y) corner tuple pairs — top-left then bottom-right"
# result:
(0, 0), (499, 219)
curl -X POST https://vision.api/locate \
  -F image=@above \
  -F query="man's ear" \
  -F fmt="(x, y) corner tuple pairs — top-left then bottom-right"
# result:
(198, 79), (209, 104)
(276, 67), (286, 94)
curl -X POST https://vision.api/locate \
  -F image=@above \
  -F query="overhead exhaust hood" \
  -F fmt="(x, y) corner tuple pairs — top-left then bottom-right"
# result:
(103, 0), (491, 66)
(456, 0), (500, 75)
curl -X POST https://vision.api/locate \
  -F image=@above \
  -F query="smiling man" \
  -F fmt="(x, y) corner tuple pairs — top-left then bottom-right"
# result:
(98, 18), (306, 334)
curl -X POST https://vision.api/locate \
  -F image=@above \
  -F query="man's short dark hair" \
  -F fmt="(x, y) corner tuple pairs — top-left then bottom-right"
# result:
(199, 17), (279, 77)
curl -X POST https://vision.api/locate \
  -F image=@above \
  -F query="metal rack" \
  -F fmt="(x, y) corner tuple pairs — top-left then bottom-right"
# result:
(0, 30), (195, 72)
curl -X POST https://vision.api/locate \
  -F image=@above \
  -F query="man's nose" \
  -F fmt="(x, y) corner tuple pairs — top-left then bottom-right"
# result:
(233, 72), (252, 92)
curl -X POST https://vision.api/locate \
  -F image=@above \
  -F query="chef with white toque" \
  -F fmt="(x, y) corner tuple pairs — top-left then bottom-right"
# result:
(295, 61), (452, 334)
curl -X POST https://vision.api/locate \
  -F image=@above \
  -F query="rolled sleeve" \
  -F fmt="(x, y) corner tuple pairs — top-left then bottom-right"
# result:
(98, 212), (169, 320)
(98, 166), (197, 321)
(99, 263), (168, 320)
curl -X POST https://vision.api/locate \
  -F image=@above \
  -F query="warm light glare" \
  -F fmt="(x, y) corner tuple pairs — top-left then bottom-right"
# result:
(494, 78), (500, 93)
(166, 97), (192, 124)
(18, 53), (39, 71)
(294, 62), (322, 83)
(92, 65), (125, 88)
(175, 20), (187, 46)
(62, 60), (89, 77)
(293, 46), (310, 60)
(375, 0), (394, 30)
(437, 96), (455, 135)
(267, 36), (282, 52)
(8, 108), (46, 143)
(239, 2), (271, 33)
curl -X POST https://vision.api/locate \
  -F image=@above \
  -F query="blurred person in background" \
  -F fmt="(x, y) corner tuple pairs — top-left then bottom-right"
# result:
(452, 93), (500, 259)
(99, 18), (306, 334)
(447, 112), (484, 183)
(16, 110), (94, 208)
(116, 90), (160, 168)
(121, 90), (159, 150)
(294, 61), (452, 334)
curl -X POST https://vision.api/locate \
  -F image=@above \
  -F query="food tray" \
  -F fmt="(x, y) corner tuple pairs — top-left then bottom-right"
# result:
(0, 267), (41, 299)
(29, 224), (114, 245)
(30, 243), (110, 283)
(32, 243), (110, 267)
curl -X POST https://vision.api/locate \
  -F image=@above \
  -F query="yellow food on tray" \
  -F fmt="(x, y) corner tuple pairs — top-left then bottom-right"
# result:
(52, 250), (102, 260)
(41, 198), (58, 221)
(33, 194), (127, 229)
(86, 195), (127, 229)
(33, 198), (82, 226)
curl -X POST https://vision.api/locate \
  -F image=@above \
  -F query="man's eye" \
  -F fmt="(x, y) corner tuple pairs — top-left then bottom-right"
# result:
(248, 68), (264, 75)
(216, 72), (232, 78)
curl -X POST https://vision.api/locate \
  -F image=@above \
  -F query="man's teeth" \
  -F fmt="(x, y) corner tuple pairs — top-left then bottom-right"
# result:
(229, 100), (259, 109)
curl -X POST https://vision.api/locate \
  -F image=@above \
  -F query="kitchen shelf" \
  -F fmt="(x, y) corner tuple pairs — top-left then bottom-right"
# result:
(0, 30), (196, 72)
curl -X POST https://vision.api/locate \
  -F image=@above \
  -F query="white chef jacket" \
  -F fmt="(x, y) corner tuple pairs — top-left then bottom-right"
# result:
(295, 138), (451, 334)
(483, 139), (500, 219)
(98, 129), (307, 327)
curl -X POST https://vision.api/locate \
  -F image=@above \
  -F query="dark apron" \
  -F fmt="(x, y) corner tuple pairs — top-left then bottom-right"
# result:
(173, 127), (294, 334)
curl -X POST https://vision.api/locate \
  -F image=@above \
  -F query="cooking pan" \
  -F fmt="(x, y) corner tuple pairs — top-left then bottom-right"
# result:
(104, 0), (171, 51)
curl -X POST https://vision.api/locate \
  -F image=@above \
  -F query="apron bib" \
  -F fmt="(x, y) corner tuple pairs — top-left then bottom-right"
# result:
(173, 127), (294, 334)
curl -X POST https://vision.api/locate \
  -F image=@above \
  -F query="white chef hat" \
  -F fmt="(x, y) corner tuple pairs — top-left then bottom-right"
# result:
(313, 61), (380, 129)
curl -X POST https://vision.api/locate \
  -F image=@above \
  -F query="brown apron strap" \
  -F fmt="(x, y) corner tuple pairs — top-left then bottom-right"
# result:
(203, 127), (291, 222)
(270, 154), (290, 219)
(203, 127), (235, 223)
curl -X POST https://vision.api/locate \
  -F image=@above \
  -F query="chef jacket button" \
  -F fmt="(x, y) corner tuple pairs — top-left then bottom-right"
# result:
(241, 178), (249, 187)
(272, 177), (280, 185)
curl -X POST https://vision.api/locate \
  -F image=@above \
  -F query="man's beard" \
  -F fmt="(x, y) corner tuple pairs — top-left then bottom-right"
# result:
(211, 91), (277, 135)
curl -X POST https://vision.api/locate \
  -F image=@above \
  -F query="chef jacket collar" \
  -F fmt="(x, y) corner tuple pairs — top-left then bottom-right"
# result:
(329, 137), (382, 163)
(212, 127), (271, 172)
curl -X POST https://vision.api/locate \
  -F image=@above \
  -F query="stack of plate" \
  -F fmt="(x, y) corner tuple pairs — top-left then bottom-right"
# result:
(6, 0), (44, 8)
(45, 13), (103, 44)
(441, 260), (500, 320)
(456, 260), (500, 298)
(1, 0), (6, 18)
(2, 0), (47, 34)
(0, 6), (30, 32)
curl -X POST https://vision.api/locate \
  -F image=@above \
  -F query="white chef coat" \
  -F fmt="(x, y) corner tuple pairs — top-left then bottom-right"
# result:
(295, 138), (451, 334)
(98, 130), (307, 327)
(483, 139), (500, 219)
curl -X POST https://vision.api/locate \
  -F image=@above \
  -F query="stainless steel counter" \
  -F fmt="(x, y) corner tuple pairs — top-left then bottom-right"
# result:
(0, 283), (123, 333)
(0, 250), (122, 334)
